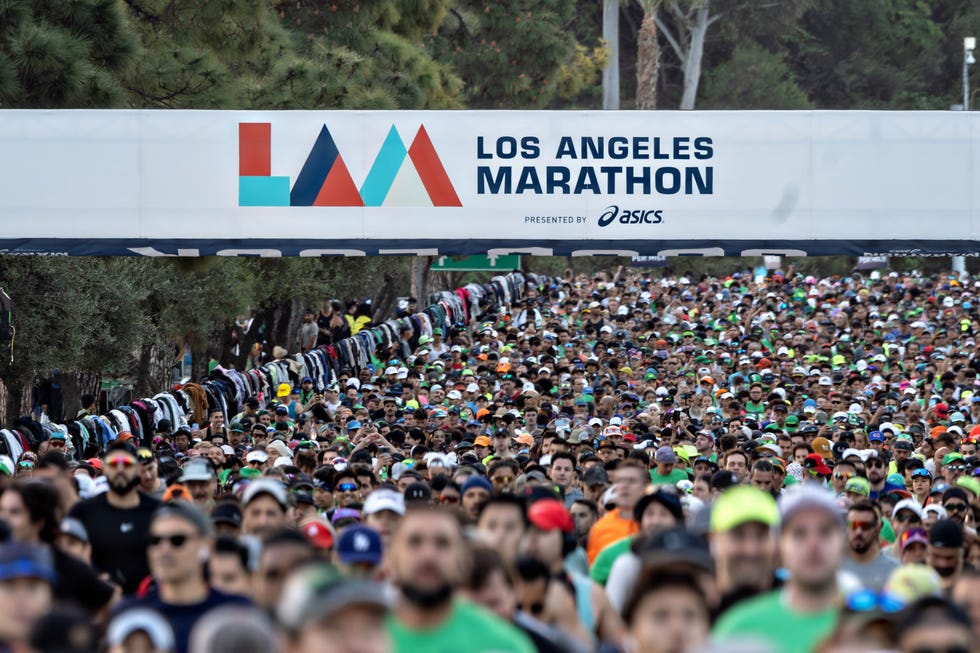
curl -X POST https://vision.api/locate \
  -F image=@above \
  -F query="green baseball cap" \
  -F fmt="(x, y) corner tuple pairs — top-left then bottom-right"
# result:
(844, 477), (871, 497)
(710, 486), (779, 533)
(955, 476), (980, 497)
(942, 453), (965, 466)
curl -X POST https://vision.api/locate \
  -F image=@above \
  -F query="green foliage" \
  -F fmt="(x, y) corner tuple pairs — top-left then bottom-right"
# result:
(786, 0), (968, 109)
(701, 42), (812, 109)
(427, 0), (605, 108)
(0, 0), (136, 107)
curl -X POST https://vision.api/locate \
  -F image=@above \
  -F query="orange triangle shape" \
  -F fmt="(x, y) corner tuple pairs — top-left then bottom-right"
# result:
(313, 156), (364, 206)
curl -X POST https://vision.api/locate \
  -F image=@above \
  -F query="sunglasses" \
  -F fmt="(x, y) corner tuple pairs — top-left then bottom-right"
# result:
(17, 461), (34, 469)
(944, 502), (968, 513)
(148, 533), (193, 548)
(867, 460), (885, 468)
(845, 589), (905, 613)
(849, 520), (877, 531)
(337, 482), (358, 493)
(834, 472), (853, 480)
(911, 469), (931, 478)
(106, 456), (136, 469)
(439, 496), (460, 504)
(947, 465), (967, 472)
(894, 512), (921, 524)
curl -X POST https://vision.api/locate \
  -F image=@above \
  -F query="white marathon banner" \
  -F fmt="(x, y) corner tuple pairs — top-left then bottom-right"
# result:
(0, 110), (977, 257)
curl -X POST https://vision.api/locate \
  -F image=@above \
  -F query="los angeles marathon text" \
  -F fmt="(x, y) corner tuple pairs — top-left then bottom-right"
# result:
(476, 135), (714, 196)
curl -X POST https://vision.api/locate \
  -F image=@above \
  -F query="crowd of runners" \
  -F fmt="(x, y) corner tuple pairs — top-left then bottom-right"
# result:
(0, 265), (979, 653)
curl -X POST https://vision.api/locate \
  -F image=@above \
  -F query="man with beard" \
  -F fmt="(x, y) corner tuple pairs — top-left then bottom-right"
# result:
(865, 450), (900, 498)
(840, 500), (898, 592)
(713, 486), (844, 653)
(386, 506), (535, 653)
(68, 440), (161, 594)
(709, 486), (779, 611)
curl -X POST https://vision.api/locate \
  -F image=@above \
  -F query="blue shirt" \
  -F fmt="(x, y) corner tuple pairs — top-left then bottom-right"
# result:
(125, 589), (251, 653)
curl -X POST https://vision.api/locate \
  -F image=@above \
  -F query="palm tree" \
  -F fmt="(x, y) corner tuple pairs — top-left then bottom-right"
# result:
(636, 0), (661, 109)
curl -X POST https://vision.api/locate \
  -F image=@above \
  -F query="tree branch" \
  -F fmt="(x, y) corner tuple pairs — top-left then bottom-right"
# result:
(123, 0), (160, 23)
(654, 10), (686, 64)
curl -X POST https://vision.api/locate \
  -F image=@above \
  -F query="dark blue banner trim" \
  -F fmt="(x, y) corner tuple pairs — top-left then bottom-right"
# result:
(0, 239), (977, 258)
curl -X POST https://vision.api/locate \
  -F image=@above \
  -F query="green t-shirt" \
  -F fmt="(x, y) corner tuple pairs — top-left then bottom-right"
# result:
(387, 599), (536, 653)
(650, 468), (689, 486)
(712, 590), (838, 653)
(590, 535), (634, 585)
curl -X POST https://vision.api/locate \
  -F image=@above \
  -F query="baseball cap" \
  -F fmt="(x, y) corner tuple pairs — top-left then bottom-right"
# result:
(633, 490), (683, 524)
(884, 564), (943, 603)
(403, 482), (432, 504)
(242, 479), (288, 510)
(942, 452), (965, 466)
(803, 453), (832, 476)
(178, 459), (215, 483)
(106, 609), (176, 651)
(634, 527), (714, 573)
(928, 519), (963, 548)
(362, 489), (405, 516)
(892, 499), (924, 520)
(654, 446), (676, 465)
(0, 543), (55, 583)
(245, 450), (269, 464)
(710, 470), (741, 492)
(844, 477), (871, 497)
(899, 527), (929, 552)
(211, 502), (242, 528)
(527, 499), (574, 534)
(583, 466), (609, 487)
(778, 486), (842, 527)
(276, 383), (291, 398)
(59, 518), (89, 544)
(331, 508), (362, 526)
(811, 437), (833, 459)
(301, 520), (334, 550)
(473, 436), (492, 447)
(710, 486), (779, 533)
(336, 525), (383, 565)
(277, 564), (386, 634)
